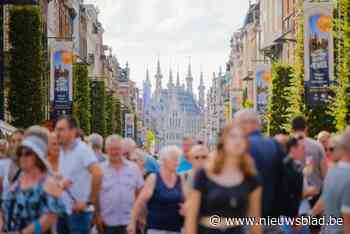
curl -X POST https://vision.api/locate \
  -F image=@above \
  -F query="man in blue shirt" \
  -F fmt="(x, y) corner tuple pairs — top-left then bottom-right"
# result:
(234, 109), (285, 226)
(176, 137), (194, 174)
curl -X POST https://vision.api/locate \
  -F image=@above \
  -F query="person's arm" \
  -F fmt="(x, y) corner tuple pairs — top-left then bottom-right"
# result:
(248, 187), (262, 234)
(21, 213), (57, 234)
(319, 147), (328, 179)
(134, 165), (144, 198)
(128, 174), (156, 234)
(341, 184), (350, 234)
(303, 186), (318, 199)
(88, 163), (103, 210)
(184, 190), (200, 234)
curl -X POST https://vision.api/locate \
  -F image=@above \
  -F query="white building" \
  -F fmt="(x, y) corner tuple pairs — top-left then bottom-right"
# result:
(143, 60), (205, 149)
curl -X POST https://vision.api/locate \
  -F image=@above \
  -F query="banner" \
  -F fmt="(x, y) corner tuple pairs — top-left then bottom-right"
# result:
(50, 41), (73, 111)
(255, 66), (271, 115)
(124, 113), (135, 138)
(304, 1), (334, 105)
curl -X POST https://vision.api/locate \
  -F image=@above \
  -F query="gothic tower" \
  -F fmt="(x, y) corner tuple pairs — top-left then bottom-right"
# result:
(167, 67), (174, 91)
(143, 68), (152, 110)
(186, 62), (193, 94)
(198, 71), (205, 109)
(155, 59), (163, 92)
(176, 70), (181, 88)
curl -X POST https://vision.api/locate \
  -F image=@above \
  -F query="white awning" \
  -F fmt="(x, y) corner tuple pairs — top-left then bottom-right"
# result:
(0, 120), (16, 135)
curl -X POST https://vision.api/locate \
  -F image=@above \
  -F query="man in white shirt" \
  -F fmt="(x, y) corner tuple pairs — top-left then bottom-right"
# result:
(55, 116), (103, 234)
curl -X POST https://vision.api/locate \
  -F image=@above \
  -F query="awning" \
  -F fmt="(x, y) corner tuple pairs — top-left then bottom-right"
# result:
(0, 120), (16, 135)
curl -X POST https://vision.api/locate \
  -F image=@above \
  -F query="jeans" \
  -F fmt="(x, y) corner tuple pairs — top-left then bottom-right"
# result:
(103, 225), (127, 234)
(57, 212), (93, 234)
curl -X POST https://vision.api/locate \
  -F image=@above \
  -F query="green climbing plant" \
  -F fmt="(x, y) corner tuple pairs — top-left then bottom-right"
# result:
(72, 64), (91, 134)
(8, 6), (44, 127)
(267, 63), (293, 136)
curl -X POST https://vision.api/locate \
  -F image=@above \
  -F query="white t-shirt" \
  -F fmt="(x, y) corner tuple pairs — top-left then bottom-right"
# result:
(59, 139), (98, 214)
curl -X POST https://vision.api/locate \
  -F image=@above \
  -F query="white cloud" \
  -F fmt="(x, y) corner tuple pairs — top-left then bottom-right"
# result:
(84, 0), (249, 92)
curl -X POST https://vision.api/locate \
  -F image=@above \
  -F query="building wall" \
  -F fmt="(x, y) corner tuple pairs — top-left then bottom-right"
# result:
(282, 0), (297, 64)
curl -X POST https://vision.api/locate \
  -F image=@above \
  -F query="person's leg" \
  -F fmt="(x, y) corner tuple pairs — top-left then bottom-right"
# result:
(115, 225), (127, 234)
(56, 215), (70, 234)
(68, 212), (93, 234)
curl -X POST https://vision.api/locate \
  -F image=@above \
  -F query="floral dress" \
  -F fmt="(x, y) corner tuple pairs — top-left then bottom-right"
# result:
(2, 177), (65, 232)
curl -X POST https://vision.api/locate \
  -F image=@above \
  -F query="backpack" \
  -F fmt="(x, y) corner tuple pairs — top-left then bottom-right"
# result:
(275, 154), (304, 218)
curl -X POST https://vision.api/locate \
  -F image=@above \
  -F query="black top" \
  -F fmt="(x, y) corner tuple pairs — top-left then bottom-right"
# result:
(193, 168), (260, 218)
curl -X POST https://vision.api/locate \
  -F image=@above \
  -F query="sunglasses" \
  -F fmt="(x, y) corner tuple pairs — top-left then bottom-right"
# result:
(194, 155), (208, 160)
(17, 148), (35, 158)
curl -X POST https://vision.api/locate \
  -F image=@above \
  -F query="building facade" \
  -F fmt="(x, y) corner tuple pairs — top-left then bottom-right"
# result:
(143, 60), (205, 149)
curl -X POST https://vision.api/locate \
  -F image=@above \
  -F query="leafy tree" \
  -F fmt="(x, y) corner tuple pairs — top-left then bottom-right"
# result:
(72, 64), (91, 134)
(90, 81), (106, 136)
(8, 6), (44, 127)
(267, 64), (293, 136)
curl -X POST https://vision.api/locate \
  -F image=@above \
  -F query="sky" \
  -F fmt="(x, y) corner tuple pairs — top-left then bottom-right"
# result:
(84, 0), (250, 94)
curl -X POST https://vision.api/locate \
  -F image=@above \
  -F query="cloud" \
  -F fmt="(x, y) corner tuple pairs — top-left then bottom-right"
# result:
(85, 0), (249, 91)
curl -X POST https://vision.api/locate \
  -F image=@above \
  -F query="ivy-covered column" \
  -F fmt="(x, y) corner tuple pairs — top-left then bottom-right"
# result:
(73, 63), (91, 134)
(8, 6), (44, 127)
(90, 80), (106, 136)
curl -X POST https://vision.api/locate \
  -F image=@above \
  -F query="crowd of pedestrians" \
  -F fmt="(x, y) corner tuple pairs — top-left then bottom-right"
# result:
(0, 110), (348, 234)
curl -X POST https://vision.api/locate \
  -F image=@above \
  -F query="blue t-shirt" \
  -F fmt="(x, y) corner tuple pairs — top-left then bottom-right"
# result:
(176, 155), (192, 174)
(144, 154), (160, 174)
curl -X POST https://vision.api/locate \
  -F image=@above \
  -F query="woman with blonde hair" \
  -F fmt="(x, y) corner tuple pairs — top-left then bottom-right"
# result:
(185, 124), (262, 234)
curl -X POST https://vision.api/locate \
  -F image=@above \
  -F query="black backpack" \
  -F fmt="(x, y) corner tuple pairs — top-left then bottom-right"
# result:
(275, 154), (304, 218)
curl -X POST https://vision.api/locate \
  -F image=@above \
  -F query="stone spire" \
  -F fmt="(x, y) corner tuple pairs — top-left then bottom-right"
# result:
(198, 71), (205, 109)
(186, 61), (193, 94)
(176, 70), (181, 88)
(167, 67), (174, 90)
(155, 59), (163, 92)
(143, 68), (152, 110)
(146, 68), (150, 82)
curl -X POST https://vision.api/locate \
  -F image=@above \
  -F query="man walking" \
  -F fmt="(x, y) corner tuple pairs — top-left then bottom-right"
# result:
(97, 135), (144, 234)
(317, 129), (350, 234)
(55, 116), (103, 234)
(234, 109), (285, 233)
(291, 116), (327, 234)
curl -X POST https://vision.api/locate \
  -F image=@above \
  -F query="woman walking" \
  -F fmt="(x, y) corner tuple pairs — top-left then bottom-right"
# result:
(128, 146), (186, 234)
(185, 125), (262, 234)
(0, 126), (65, 233)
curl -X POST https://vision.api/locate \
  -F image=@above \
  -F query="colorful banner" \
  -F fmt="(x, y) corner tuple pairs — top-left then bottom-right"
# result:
(255, 66), (271, 115)
(124, 113), (135, 138)
(50, 41), (73, 111)
(304, 1), (334, 105)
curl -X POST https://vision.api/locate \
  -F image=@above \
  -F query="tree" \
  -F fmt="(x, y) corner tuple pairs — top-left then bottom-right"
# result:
(8, 6), (44, 127)
(90, 81), (106, 136)
(72, 64), (91, 134)
(267, 63), (293, 136)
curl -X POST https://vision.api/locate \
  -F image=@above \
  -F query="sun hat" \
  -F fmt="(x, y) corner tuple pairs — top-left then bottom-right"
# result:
(19, 135), (51, 171)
